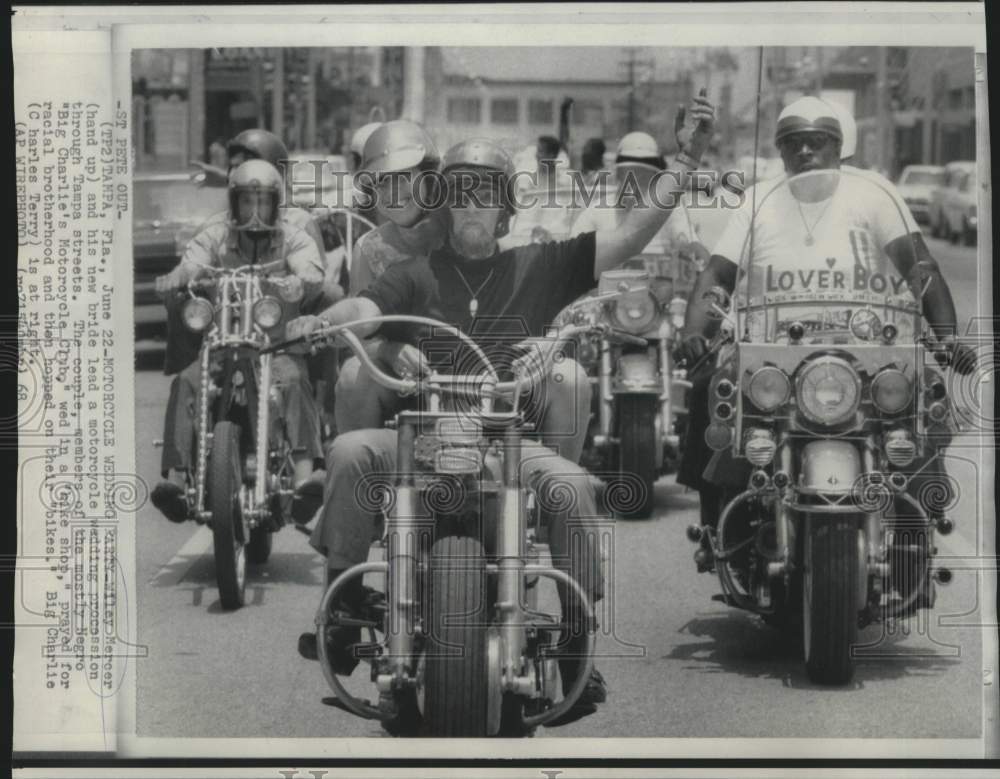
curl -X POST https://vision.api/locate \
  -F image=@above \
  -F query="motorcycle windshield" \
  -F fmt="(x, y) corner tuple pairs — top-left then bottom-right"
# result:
(725, 166), (923, 346)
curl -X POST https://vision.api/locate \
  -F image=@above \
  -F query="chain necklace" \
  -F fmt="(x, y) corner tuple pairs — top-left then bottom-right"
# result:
(452, 265), (495, 319)
(795, 193), (835, 247)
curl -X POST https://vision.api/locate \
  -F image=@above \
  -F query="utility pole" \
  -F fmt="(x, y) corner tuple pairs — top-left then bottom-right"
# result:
(271, 48), (284, 142)
(620, 47), (654, 133)
(875, 46), (889, 175)
(402, 47), (425, 123)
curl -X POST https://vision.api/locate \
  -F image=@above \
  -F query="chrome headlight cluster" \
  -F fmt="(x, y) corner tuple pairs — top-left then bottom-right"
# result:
(181, 298), (214, 332)
(613, 291), (658, 333)
(252, 296), (283, 329)
(795, 356), (861, 426)
(746, 366), (791, 412)
(871, 368), (912, 414)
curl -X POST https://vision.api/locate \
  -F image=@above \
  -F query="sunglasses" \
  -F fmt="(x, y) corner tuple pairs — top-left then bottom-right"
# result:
(778, 132), (834, 152)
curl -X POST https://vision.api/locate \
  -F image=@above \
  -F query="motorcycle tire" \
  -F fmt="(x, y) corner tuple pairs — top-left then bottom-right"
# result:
(209, 421), (247, 610)
(421, 535), (489, 737)
(802, 517), (861, 685)
(246, 526), (273, 565)
(614, 394), (658, 520)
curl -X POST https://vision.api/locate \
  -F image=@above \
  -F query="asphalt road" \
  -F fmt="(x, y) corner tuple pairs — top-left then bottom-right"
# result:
(133, 236), (990, 739)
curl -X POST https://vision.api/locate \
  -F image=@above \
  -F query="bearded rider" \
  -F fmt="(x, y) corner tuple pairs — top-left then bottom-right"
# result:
(329, 120), (451, 434)
(285, 93), (716, 727)
(150, 160), (326, 524)
(677, 96), (977, 575)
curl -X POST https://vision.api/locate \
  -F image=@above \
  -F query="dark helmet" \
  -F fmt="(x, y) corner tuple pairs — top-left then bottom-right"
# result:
(227, 128), (289, 169)
(361, 120), (440, 175)
(228, 160), (283, 232)
(442, 139), (517, 237)
(775, 96), (843, 145)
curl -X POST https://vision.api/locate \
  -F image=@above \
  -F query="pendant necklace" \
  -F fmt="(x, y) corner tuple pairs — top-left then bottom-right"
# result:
(795, 194), (835, 247)
(453, 265), (495, 319)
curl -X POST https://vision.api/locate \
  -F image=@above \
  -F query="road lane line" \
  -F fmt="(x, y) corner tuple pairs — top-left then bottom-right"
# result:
(148, 525), (213, 587)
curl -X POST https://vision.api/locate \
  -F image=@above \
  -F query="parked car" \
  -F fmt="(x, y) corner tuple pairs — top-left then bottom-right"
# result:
(895, 164), (944, 225)
(929, 160), (977, 246)
(133, 172), (227, 342)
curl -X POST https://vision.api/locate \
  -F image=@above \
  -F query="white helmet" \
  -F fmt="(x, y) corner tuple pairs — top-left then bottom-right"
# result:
(615, 132), (665, 169)
(350, 122), (383, 158)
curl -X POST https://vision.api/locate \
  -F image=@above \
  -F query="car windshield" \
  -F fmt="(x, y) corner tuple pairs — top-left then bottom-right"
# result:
(134, 178), (227, 226)
(901, 170), (944, 186)
(731, 167), (922, 346)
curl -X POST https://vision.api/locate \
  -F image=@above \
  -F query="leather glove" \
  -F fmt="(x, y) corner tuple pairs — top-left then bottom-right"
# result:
(673, 333), (709, 368)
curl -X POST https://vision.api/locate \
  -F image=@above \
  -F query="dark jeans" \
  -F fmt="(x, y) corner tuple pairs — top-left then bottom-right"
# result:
(160, 354), (322, 478)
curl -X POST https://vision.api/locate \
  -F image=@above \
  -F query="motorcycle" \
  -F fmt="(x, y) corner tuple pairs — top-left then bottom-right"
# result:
(171, 261), (318, 609)
(267, 282), (645, 736)
(567, 256), (693, 519)
(687, 167), (961, 684)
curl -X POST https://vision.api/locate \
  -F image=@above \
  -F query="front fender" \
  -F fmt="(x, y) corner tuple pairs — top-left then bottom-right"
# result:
(798, 440), (861, 495)
(613, 352), (659, 393)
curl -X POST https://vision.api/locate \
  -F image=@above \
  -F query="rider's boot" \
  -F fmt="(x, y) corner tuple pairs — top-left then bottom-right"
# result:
(290, 455), (324, 525)
(546, 615), (607, 728)
(151, 469), (190, 524)
(298, 570), (376, 674)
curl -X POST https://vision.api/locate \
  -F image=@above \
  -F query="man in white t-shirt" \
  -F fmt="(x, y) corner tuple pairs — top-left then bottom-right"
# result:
(570, 131), (720, 294)
(676, 96), (976, 570)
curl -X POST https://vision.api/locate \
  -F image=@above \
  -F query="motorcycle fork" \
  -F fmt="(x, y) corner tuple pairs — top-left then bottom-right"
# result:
(252, 350), (272, 518)
(497, 428), (526, 689)
(656, 336), (673, 445)
(386, 419), (420, 684)
(772, 439), (795, 577)
(861, 435), (885, 583)
(598, 340), (614, 439)
(194, 343), (213, 516)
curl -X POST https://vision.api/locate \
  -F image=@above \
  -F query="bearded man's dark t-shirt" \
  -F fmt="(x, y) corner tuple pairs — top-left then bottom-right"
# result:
(359, 232), (597, 373)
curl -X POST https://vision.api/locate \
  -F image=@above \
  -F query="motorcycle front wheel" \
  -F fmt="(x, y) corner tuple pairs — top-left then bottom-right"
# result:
(802, 517), (861, 685)
(615, 394), (658, 520)
(209, 420), (247, 610)
(421, 535), (489, 736)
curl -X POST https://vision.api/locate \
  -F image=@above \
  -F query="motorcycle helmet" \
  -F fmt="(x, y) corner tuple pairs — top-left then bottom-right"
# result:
(615, 131), (665, 171)
(775, 96), (843, 146)
(228, 159), (283, 232)
(361, 119), (440, 176)
(441, 138), (516, 237)
(226, 128), (289, 170)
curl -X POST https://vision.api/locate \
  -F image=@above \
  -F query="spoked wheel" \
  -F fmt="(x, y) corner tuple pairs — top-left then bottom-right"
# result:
(803, 517), (862, 684)
(246, 526), (273, 564)
(614, 394), (658, 520)
(420, 535), (490, 737)
(209, 421), (247, 610)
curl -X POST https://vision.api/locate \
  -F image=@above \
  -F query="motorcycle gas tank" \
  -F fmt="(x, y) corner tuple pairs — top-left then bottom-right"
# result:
(797, 440), (861, 495)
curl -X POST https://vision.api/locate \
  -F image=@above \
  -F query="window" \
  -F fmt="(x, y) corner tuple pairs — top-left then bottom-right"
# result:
(490, 98), (519, 125)
(528, 99), (553, 125)
(447, 97), (481, 124)
(948, 88), (964, 110)
(572, 100), (604, 127)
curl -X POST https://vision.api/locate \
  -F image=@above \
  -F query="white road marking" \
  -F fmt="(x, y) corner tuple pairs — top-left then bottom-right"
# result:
(148, 525), (214, 587)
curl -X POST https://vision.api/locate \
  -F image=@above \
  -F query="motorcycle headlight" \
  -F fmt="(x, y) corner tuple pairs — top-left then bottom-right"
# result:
(181, 298), (214, 333)
(796, 356), (861, 426)
(871, 368), (912, 414)
(746, 366), (791, 412)
(252, 296), (283, 329)
(613, 292), (658, 333)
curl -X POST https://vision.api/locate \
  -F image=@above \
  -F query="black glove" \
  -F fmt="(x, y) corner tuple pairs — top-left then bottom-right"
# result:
(673, 333), (708, 368)
(936, 341), (978, 376)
